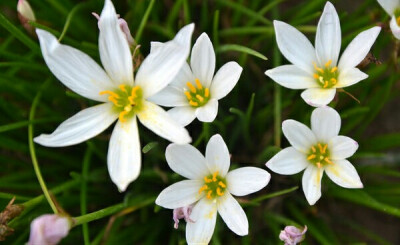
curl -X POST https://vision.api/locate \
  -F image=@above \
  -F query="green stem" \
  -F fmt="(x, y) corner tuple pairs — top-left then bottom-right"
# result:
(73, 203), (125, 227)
(135, 0), (156, 44)
(58, 2), (88, 42)
(81, 148), (92, 245)
(272, 6), (282, 148)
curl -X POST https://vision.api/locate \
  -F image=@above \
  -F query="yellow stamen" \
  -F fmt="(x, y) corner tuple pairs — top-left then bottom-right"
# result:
(196, 94), (204, 102)
(204, 88), (210, 98)
(313, 73), (320, 79)
(307, 154), (316, 160)
(204, 176), (212, 183)
(322, 144), (328, 154)
(195, 79), (202, 89)
(212, 171), (218, 182)
(198, 185), (208, 194)
(119, 110), (129, 123)
(206, 190), (213, 199)
(124, 105), (132, 112)
(216, 187), (224, 196)
(324, 157), (333, 164)
(218, 181), (226, 188)
(311, 146), (316, 153)
(119, 84), (127, 92)
(189, 100), (198, 106)
(128, 95), (135, 105)
(323, 81), (329, 88)
(313, 62), (324, 73)
(330, 78), (337, 84)
(318, 143), (324, 152)
(99, 90), (119, 98)
(316, 162), (322, 168)
(319, 77), (325, 84)
(184, 91), (192, 100)
(108, 96), (120, 106)
(186, 82), (196, 93)
(330, 67), (338, 73)
(325, 60), (332, 67)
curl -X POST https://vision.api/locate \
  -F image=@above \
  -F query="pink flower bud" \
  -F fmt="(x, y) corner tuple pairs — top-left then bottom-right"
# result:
(172, 205), (194, 229)
(17, 0), (36, 34)
(279, 225), (307, 245)
(28, 214), (71, 245)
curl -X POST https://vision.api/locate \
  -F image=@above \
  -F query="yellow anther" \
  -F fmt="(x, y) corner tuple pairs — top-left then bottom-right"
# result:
(318, 77), (325, 84)
(124, 105), (132, 112)
(108, 96), (120, 106)
(313, 73), (320, 79)
(212, 171), (219, 182)
(322, 144), (328, 154)
(128, 95), (135, 105)
(196, 94), (204, 102)
(119, 84), (127, 92)
(195, 79), (203, 89)
(324, 157), (333, 164)
(216, 187), (224, 196)
(198, 185), (208, 194)
(184, 91), (192, 100)
(397, 16), (400, 25)
(189, 100), (198, 107)
(204, 176), (212, 183)
(316, 162), (322, 168)
(330, 67), (338, 73)
(325, 60), (332, 67)
(99, 90), (119, 98)
(206, 190), (213, 199)
(313, 62), (324, 73)
(311, 146), (316, 153)
(131, 86), (140, 95)
(186, 82), (197, 93)
(218, 181), (226, 188)
(119, 110), (129, 123)
(318, 143), (324, 152)
(323, 81), (329, 88)
(204, 88), (210, 98)
(330, 78), (337, 84)
(307, 154), (316, 160)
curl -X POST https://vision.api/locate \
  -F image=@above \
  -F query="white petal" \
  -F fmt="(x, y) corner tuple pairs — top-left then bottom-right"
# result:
(205, 134), (230, 176)
(107, 118), (141, 192)
(195, 99), (218, 122)
(301, 88), (336, 107)
(265, 65), (318, 89)
(36, 29), (114, 102)
(338, 27), (381, 71)
(34, 103), (117, 147)
(315, 2), (341, 66)
(168, 106), (197, 127)
(377, 0), (399, 15)
(149, 23), (195, 54)
(150, 41), (163, 53)
(137, 101), (191, 144)
(210, 62), (243, 100)
(226, 167), (271, 196)
(147, 86), (188, 107)
(311, 107), (341, 143)
(390, 16), (400, 40)
(325, 159), (363, 188)
(302, 165), (323, 205)
(155, 180), (204, 209)
(336, 68), (368, 88)
(266, 147), (309, 175)
(329, 136), (359, 160)
(165, 143), (210, 180)
(190, 33), (216, 87)
(98, 0), (133, 85)
(282, 120), (317, 153)
(217, 192), (248, 236)
(273, 20), (316, 74)
(186, 198), (217, 245)
(170, 62), (196, 88)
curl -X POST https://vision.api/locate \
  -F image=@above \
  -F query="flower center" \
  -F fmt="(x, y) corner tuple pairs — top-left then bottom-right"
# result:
(313, 60), (338, 89)
(198, 171), (227, 200)
(395, 9), (400, 25)
(99, 84), (143, 123)
(307, 143), (333, 168)
(184, 79), (210, 107)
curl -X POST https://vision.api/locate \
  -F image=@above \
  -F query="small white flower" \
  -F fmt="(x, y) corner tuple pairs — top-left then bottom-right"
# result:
(156, 134), (271, 244)
(148, 33), (243, 126)
(34, 0), (194, 192)
(377, 0), (400, 39)
(17, 0), (36, 22)
(266, 107), (363, 205)
(28, 214), (71, 245)
(265, 1), (381, 107)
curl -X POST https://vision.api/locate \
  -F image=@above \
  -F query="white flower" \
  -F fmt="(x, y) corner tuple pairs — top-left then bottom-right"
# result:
(28, 214), (71, 245)
(34, 0), (193, 192)
(377, 0), (400, 39)
(148, 33), (243, 126)
(266, 107), (363, 205)
(156, 134), (271, 244)
(17, 0), (36, 22)
(265, 1), (381, 107)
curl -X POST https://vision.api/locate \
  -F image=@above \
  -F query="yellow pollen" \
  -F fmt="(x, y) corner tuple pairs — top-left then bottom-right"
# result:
(313, 73), (320, 79)
(204, 88), (210, 98)
(186, 82), (196, 93)
(184, 91), (192, 100)
(323, 81), (329, 88)
(316, 162), (322, 168)
(330, 67), (338, 73)
(119, 110), (129, 123)
(99, 90), (119, 98)
(206, 190), (213, 199)
(318, 76), (325, 84)
(216, 187), (224, 196)
(330, 78), (337, 84)
(319, 156), (324, 160)
(311, 146), (316, 153)
(204, 176), (212, 183)
(195, 79), (203, 89)
(198, 185), (208, 194)
(119, 84), (127, 92)
(324, 157), (333, 164)
(318, 144), (324, 152)
(218, 181), (226, 188)
(212, 171), (219, 182)
(325, 60), (332, 67)
(313, 62), (324, 73)
(322, 144), (328, 153)
(124, 105), (132, 112)
(307, 154), (316, 160)
(189, 100), (198, 106)
(196, 94), (204, 102)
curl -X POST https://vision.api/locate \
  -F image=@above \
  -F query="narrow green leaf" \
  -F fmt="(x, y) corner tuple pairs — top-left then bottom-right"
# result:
(217, 44), (268, 60)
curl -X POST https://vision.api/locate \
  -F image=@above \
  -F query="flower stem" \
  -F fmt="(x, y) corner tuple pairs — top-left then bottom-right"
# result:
(272, 6), (282, 148)
(135, 0), (155, 44)
(80, 147), (92, 245)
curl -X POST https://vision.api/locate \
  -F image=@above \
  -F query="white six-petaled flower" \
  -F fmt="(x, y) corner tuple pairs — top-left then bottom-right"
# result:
(149, 33), (243, 126)
(265, 1), (381, 107)
(34, 0), (194, 192)
(266, 107), (363, 205)
(156, 134), (270, 244)
(377, 0), (400, 39)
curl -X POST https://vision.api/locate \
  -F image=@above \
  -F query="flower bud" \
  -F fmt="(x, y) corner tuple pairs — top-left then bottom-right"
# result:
(17, 0), (36, 34)
(28, 214), (71, 245)
(172, 205), (194, 229)
(279, 225), (307, 245)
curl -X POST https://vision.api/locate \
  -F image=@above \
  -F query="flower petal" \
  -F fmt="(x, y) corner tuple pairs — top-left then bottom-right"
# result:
(329, 136), (358, 160)
(166, 143), (210, 180)
(34, 103), (117, 147)
(336, 68), (368, 88)
(155, 180), (204, 209)
(226, 167), (271, 196)
(282, 120), (317, 153)
(190, 33), (216, 88)
(98, 0), (133, 85)
(210, 62), (243, 100)
(147, 86), (188, 107)
(186, 198), (217, 245)
(150, 23), (195, 54)
(168, 106), (197, 127)
(273, 20), (316, 74)
(302, 165), (323, 205)
(170, 62), (196, 88)
(311, 107), (341, 143)
(265, 65), (319, 89)
(301, 88), (336, 107)
(266, 147), (309, 175)
(377, 0), (398, 15)
(36, 29), (114, 102)
(205, 134), (230, 176)
(195, 99), (218, 122)
(137, 101), (191, 144)
(338, 26), (381, 71)
(315, 2), (341, 66)
(107, 118), (141, 192)
(217, 192), (248, 236)
(390, 16), (400, 40)
(325, 159), (363, 188)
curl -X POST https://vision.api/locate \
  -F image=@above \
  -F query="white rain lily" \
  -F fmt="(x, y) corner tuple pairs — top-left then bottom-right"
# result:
(377, 0), (400, 39)
(265, 1), (381, 107)
(149, 33), (243, 126)
(266, 107), (363, 205)
(156, 134), (270, 244)
(34, 0), (194, 192)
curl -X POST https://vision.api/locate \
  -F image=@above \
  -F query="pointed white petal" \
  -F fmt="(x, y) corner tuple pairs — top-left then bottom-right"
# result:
(195, 99), (218, 122)
(36, 29), (114, 102)
(190, 33), (216, 87)
(210, 62), (242, 100)
(155, 180), (204, 209)
(170, 62), (196, 88)
(329, 136), (358, 160)
(325, 159), (363, 188)
(217, 192), (248, 236)
(273, 20), (316, 74)
(149, 23), (195, 54)
(377, 0), (399, 15)
(137, 101), (191, 144)
(266, 147), (309, 175)
(107, 118), (141, 192)
(311, 107), (341, 143)
(165, 143), (210, 180)
(205, 134), (230, 176)
(226, 167), (271, 196)
(186, 198), (217, 245)
(390, 16), (400, 40)
(315, 2), (341, 66)
(302, 165), (323, 205)
(282, 120), (317, 153)
(150, 41), (163, 53)
(98, 0), (133, 85)
(265, 65), (318, 89)
(336, 68), (368, 88)
(147, 86), (188, 107)
(34, 103), (117, 147)
(168, 106), (197, 127)
(301, 88), (336, 107)
(338, 27), (381, 71)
